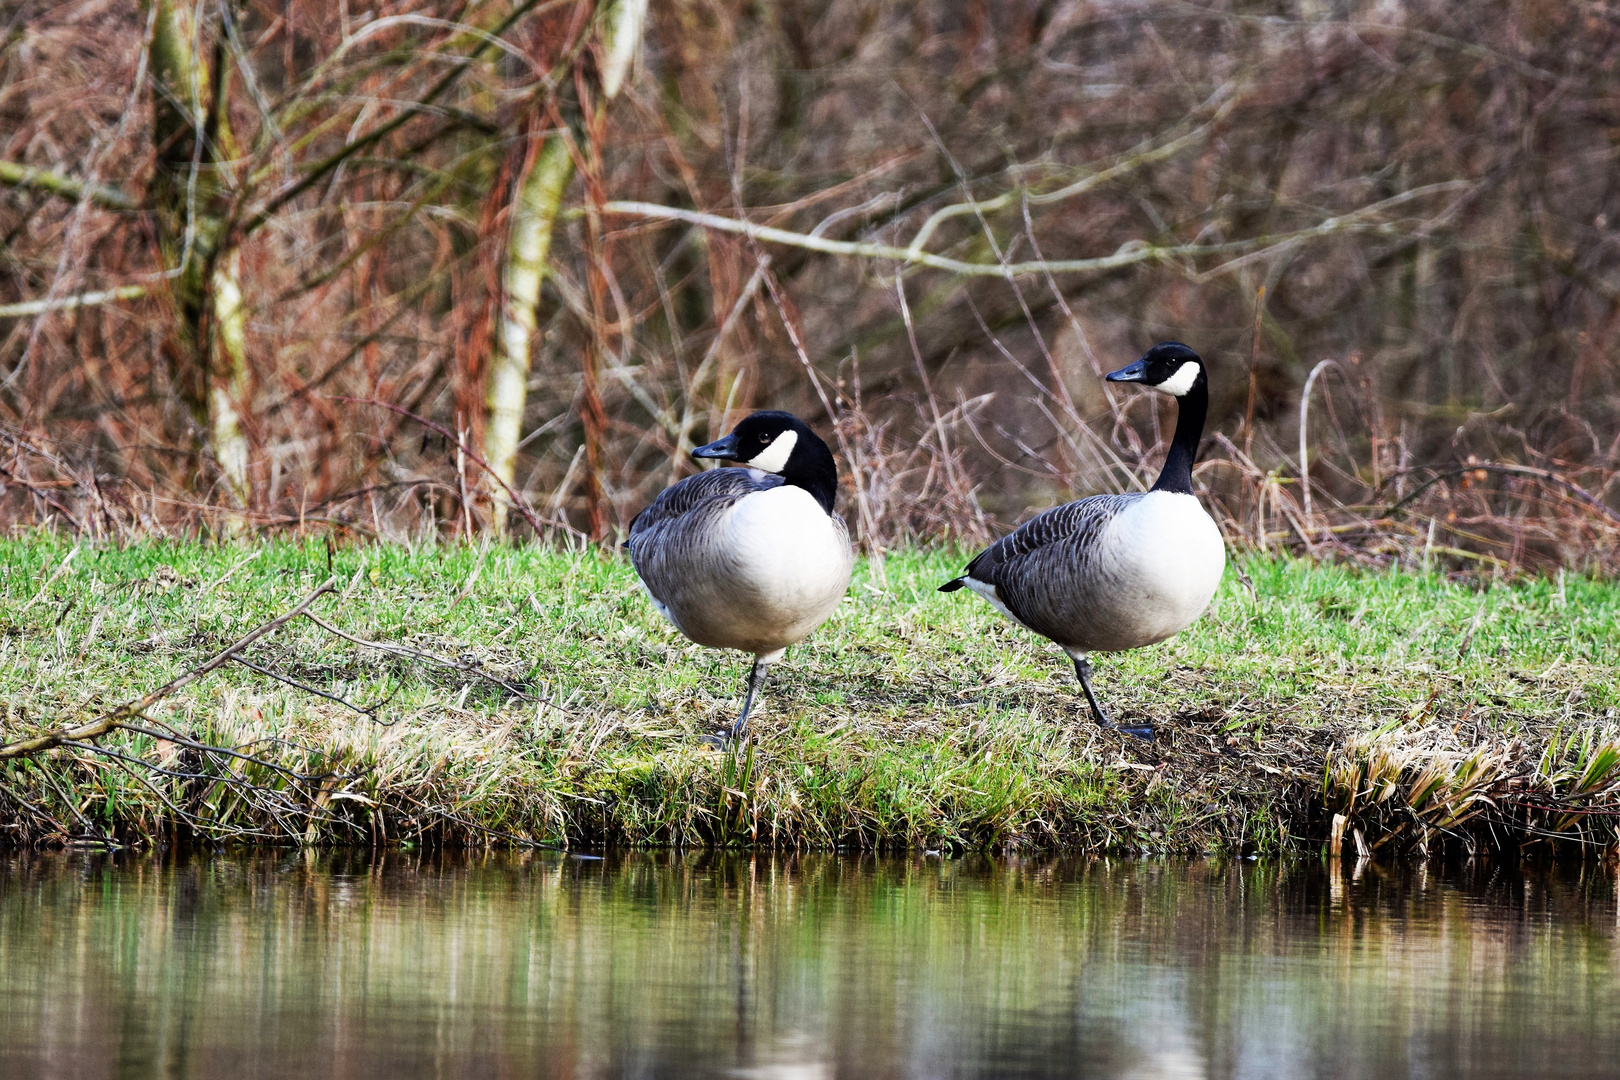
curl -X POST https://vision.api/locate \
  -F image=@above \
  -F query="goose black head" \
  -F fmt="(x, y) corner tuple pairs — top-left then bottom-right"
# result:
(1105, 342), (1210, 495)
(1104, 341), (1205, 398)
(692, 411), (839, 513)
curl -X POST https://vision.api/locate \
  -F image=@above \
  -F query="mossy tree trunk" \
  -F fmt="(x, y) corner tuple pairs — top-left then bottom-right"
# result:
(145, 0), (251, 510)
(484, 135), (576, 533)
(483, 0), (647, 536)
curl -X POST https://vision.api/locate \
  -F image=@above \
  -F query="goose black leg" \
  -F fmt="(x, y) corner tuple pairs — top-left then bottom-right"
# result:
(1073, 656), (1154, 742)
(703, 656), (772, 749)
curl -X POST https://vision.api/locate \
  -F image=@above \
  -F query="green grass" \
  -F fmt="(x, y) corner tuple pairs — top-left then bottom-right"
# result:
(1, 537), (1617, 854)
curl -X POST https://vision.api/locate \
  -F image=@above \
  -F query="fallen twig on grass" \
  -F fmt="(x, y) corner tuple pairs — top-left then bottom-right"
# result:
(0, 577), (339, 761)
(228, 654), (400, 725)
(300, 608), (547, 705)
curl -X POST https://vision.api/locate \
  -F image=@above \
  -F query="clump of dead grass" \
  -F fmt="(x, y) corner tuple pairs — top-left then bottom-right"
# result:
(1325, 723), (1620, 858)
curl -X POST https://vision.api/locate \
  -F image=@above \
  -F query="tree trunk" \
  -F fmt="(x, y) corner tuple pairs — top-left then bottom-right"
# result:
(481, 0), (647, 536)
(145, 0), (251, 510)
(210, 249), (251, 506)
(484, 135), (575, 533)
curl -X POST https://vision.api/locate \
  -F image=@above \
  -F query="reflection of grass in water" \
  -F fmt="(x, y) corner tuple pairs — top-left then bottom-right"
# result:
(1, 854), (1617, 1077)
(1, 538), (1617, 853)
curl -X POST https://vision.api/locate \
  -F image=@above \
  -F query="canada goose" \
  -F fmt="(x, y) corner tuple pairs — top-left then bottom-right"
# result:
(939, 342), (1225, 742)
(628, 411), (853, 746)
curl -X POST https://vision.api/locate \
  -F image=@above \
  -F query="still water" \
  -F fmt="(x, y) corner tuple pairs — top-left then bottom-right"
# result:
(1, 852), (1617, 1079)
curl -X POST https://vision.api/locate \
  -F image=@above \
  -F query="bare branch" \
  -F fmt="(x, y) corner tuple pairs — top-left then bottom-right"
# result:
(904, 85), (1237, 258)
(0, 160), (136, 210)
(0, 285), (148, 320)
(0, 577), (338, 760)
(604, 181), (1473, 280)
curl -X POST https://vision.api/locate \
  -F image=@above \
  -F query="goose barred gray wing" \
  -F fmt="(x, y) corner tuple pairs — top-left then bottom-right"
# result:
(627, 468), (785, 626)
(950, 492), (1144, 642)
(628, 467), (782, 538)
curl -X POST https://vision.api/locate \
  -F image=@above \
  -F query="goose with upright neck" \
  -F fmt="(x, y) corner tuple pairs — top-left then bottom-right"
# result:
(939, 342), (1226, 742)
(627, 410), (852, 746)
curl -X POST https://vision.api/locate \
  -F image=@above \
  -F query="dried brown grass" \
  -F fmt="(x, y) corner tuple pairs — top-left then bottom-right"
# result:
(1325, 723), (1620, 858)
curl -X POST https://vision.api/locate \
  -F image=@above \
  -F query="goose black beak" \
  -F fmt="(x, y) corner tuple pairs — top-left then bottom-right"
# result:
(691, 434), (741, 461)
(1105, 358), (1149, 383)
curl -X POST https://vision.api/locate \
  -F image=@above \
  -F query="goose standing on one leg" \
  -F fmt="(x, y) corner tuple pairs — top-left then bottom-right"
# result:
(628, 411), (853, 746)
(939, 342), (1226, 742)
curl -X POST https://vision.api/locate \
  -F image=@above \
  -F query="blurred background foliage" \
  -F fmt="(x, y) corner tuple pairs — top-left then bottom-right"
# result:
(2, 0), (1618, 569)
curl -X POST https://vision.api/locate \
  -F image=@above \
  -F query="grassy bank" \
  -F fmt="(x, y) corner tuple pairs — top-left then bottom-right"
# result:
(2, 538), (1618, 855)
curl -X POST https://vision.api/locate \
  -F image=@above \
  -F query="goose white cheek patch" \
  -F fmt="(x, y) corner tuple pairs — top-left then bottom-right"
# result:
(747, 429), (798, 474)
(1154, 362), (1200, 397)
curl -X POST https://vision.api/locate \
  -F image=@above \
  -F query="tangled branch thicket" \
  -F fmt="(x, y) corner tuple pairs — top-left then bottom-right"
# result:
(2, 0), (1619, 568)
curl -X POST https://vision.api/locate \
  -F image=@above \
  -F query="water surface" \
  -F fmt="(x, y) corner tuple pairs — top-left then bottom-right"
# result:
(1, 852), (1616, 1079)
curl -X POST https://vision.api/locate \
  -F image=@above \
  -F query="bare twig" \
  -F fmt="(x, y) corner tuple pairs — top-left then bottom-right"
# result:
(228, 655), (399, 725)
(604, 182), (1472, 279)
(299, 608), (546, 705)
(0, 577), (338, 760)
(903, 85), (1237, 257)
(0, 160), (136, 210)
(1298, 359), (1338, 530)
(332, 395), (583, 539)
(0, 285), (147, 320)
(1385, 464), (1620, 529)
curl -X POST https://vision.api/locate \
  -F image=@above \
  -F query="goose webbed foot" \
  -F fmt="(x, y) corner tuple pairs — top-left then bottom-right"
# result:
(700, 656), (772, 749)
(1072, 656), (1155, 743)
(1111, 721), (1156, 743)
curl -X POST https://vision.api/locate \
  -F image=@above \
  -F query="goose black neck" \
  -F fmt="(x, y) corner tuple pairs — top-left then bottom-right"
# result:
(784, 437), (839, 514)
(1150, 378), (1207, 495)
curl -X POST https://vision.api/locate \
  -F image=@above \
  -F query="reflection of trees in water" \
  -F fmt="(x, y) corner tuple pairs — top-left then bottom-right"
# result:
(0, 854), (1616, 1078)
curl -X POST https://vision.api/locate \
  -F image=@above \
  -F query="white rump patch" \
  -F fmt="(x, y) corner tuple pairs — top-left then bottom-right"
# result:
(746, 429), (798, 474)
(1154, 361), (1200, 398)
(964, 577), (1034, 632)
(644, 587), (680, 630)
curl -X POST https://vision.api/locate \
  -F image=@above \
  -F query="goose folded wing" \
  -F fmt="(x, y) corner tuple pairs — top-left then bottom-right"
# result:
(627, 468), (783, 541)
(965, 494), (1138, 582)
(956, 494), (1142, 635)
